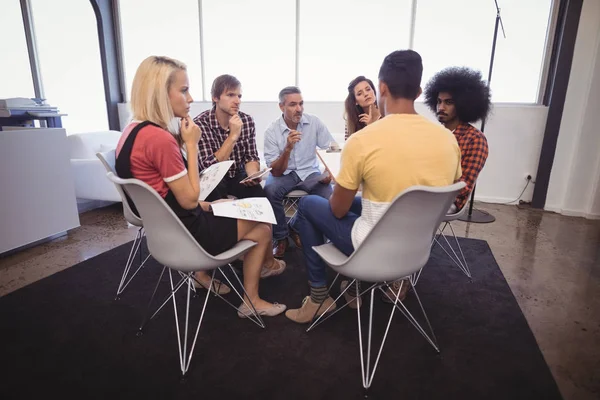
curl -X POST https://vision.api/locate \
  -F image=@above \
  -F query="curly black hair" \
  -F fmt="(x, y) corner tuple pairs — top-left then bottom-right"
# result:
(424, 67), (491, 123)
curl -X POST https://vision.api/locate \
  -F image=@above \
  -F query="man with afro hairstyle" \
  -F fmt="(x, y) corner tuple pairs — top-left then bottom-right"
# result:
(424, 67), (491, 212)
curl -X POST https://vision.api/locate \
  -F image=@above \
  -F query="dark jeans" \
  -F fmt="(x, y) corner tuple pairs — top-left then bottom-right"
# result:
(264, 171), (333, 241)
(205, 171), (266, 202)
(291, 195), (362, 287)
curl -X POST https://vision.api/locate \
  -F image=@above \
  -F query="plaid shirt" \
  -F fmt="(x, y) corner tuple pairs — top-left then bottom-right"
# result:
(193, 106), (260, 178)
(453, 122), (489, 210)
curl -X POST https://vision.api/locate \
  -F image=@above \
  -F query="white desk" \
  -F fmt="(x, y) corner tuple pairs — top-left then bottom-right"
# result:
(0, 128), (80, 254)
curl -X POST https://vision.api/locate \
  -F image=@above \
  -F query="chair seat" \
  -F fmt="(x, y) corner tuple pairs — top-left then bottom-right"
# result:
(286, 190), (308, 198)
(443, 205), (467, 222)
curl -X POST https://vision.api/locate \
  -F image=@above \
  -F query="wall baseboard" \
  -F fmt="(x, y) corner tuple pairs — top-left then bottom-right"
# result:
(475, 198), (600, 219)
(76, 199), (116, 213)
(543, 204), (600, 219)
(473, 195), (519, 205)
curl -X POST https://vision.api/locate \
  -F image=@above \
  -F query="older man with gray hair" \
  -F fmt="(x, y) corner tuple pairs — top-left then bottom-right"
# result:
(264, 86), (335, 258)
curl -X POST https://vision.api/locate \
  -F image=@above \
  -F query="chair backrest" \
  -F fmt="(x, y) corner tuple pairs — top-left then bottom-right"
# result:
(106, 172), (224, 272)
(339, 182), (465, 283)
(96, 151), (143, 227)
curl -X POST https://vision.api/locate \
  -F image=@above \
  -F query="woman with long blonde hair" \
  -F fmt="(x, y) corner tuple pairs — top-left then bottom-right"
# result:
(116, 56), (286, 317)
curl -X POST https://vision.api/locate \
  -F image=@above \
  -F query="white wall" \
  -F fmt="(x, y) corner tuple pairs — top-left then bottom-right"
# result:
(119, 102), (548, 205)
(546, 0), (600, 219)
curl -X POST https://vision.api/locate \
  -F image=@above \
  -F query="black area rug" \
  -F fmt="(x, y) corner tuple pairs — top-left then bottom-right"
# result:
(0, 237), (562, 400)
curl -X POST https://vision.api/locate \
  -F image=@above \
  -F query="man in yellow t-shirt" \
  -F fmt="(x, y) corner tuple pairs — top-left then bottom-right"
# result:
(285, 50), (462, 323)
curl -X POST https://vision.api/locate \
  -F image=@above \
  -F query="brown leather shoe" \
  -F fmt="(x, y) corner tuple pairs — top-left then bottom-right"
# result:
(381, 279), (411, 303)
(273, 239), (288, 258)
(289, 230), (302, 249)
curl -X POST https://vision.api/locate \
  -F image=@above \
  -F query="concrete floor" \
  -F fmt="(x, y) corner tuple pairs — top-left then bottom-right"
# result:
(0, 202), (598, 399)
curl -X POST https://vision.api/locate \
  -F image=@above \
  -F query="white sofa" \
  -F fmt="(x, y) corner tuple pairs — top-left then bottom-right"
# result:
(68, 131), (121, 202)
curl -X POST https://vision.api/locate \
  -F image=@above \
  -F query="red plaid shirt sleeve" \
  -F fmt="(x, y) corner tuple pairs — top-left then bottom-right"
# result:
(194, 111), (219, 172)
(241, 114), (260, 165)
(454, 124), (489, 210)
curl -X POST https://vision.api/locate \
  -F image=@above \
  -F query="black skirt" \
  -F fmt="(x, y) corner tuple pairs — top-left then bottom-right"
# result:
(186, 209), (238, 256)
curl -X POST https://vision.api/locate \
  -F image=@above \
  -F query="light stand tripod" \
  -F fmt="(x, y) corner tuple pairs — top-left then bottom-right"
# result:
(459, 0), (505, 223)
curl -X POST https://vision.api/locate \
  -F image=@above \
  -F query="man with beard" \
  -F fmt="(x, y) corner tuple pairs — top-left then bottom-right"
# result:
(263, 86), (335, 258)
(424, 67), (491, 212)
(194, 74), (265, 201)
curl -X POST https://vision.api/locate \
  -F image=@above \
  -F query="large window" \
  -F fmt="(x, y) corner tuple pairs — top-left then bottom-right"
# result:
(30, 0), (108, 133)
(414, 0), (553, 103)
(115, 0), (555, 104)
(202, 0), (295, 101)
(119, 0), (203, 101)
(298, 0), (413, 101)
(0, 1), (35, 99)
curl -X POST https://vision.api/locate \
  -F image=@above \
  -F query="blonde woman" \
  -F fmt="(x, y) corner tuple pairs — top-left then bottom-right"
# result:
(115, 56), (286, 318)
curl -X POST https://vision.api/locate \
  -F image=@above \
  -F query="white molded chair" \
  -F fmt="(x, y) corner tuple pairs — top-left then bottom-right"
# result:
(307, 182), (465, 391)
(435, 198), (472, 278)
(284, 189), (308, 223)
(106, 172), (262, 376)
(413, 193), (473, 286)
(97, 151), (150, 299)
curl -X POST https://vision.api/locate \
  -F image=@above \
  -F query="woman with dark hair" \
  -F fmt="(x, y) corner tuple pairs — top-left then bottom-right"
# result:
(344, 76), (381, 140)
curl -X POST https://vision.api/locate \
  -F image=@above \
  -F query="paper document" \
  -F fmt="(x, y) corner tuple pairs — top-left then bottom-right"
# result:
(199, 160), (234, 201)
(239, 168), (272, 184)
(316, 146), (344, 179)
(211, 197), (277, 224)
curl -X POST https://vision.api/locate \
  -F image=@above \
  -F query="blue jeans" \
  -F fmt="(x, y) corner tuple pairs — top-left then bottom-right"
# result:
(292, 195), (362, 287)
(264, 172), (333, 241)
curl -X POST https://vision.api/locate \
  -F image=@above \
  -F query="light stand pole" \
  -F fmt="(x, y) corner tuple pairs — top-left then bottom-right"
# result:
(459, 0), (505, 223)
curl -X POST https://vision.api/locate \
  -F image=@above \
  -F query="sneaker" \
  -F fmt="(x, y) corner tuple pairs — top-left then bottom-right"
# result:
(273, 239), (288, 258)
(285, 296), (337, 324)
(260, 259), (286, 279)
(381, 279), (411, 304)
(340, 280), (362, 309)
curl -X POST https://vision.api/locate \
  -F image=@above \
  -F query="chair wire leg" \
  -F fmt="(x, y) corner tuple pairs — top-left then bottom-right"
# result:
(437, 229), (470, 278)
(117, 241), (152, 297)
(366, 281), (405, 388)
(138, 268), (188, 332)
(220, 264), (266, 328)
(169, 269), (186, 374)
(184, 269), (214, 373)
(448, 223), (471, 278)
(115, 227), (142, 298)
(378, 283), (439, 352)
(357, 285), (367, 389)
(138, 265), (166, 333)
(413, 223), (447, 287)
(356, 285), (395, 390)
(170, 269), (213, 376)
(185, 267), (266, 329)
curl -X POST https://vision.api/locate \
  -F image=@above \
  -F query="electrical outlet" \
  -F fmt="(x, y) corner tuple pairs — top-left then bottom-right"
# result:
(525, 174), (536, 184)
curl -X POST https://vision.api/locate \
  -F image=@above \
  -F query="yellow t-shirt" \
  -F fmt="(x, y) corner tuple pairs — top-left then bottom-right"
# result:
(336, 113), (462, 248)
